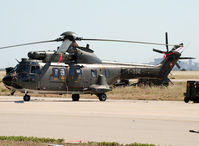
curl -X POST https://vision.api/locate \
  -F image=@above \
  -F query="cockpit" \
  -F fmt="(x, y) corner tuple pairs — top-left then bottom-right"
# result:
(13, 61), (40, 74)
(8, 60), (40, 83)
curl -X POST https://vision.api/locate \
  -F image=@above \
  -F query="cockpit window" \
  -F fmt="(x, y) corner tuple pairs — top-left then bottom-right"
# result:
(16, 64), (30, 73)
(22, 65), (30, 73)
(31, 66), (40, 74)
(9, 64), (19, 73)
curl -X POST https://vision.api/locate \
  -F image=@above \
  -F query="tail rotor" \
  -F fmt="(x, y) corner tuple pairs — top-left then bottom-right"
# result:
(152, 32), (194, 70)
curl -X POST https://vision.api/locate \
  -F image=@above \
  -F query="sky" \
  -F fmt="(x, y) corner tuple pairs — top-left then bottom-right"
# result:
(0, 0), (199, 68)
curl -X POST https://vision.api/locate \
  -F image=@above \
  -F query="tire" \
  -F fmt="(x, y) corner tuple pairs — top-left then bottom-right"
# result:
(72, 94), (80, 101)
(194, 97), (199, 103)
(97, 93), (107, 101)
(184, 97), (189, 103)
(23, 95), (30, 102)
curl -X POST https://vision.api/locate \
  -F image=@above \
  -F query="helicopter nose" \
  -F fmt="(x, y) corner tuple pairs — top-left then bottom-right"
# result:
(2, 75), (12, 86)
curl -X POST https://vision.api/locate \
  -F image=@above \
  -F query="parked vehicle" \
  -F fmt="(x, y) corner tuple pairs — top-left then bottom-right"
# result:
(184, 81), (199, 103)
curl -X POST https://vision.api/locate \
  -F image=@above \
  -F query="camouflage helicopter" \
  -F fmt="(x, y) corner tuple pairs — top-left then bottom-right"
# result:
(1, 31), (192, 101)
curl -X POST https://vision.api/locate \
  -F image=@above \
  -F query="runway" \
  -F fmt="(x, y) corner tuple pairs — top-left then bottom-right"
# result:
(0, 96), (199, 146)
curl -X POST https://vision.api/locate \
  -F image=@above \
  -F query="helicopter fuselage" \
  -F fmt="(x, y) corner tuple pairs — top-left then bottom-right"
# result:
(4, 59), (162, 95)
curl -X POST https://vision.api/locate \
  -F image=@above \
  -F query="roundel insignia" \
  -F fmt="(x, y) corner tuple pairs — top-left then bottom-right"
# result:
(169, 61), (174, 68)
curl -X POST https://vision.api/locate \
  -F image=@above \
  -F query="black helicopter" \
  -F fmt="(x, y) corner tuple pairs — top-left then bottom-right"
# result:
(1, 31), (192, 101)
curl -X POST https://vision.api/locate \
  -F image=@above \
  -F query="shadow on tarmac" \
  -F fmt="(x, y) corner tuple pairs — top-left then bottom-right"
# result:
(0, 98), (101, 103)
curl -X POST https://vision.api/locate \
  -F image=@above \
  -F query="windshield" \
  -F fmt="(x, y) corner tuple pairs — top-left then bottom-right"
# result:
(15, 63), (30, 73)
(8, 64), (19, 74)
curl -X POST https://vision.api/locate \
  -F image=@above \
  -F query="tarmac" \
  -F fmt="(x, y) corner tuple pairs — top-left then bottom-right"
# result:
(0, 96), (199, 146)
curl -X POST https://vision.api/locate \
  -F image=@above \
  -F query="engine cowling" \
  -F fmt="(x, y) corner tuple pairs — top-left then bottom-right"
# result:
(28, 51), (50, 60)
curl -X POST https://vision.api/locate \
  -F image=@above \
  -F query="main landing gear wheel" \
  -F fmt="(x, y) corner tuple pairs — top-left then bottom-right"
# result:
(23, 95), (30, 102)
(97, 93), (107, 101)
(194, 98), (199, 103)
(184, 97), (189, 103)
(72, 94), (80, 101)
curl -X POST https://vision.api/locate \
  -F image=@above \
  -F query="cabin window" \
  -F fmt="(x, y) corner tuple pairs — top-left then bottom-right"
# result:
(60, 68), (65, 81)
(52, 68), (65, 81)
(52, 68), (59, 80)
(105, 69), (110, 77)
(69, 68), (82, 76)
(69, 68), (75, 76)
(76, 69), (81, 74)
(91, 70), (97, 78)
(60, 68), (65, 76)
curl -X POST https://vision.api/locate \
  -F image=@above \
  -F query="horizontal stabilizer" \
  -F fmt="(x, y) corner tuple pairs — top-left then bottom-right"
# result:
(179, 57), (195, 59)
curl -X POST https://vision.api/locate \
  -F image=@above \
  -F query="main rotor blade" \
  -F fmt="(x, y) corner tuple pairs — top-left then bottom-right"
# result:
(77, 38), (179, 46)
(165, 32), (169, 52)
(76, 46), (94, 53)
(0, 39), (61, 50)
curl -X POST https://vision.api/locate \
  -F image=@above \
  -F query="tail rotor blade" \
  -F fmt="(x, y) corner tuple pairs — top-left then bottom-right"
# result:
(176, 62), (181, 69)
(165, 32), (169, 53)
(168, 78), (174, 85)
(153, 48), (165, 54)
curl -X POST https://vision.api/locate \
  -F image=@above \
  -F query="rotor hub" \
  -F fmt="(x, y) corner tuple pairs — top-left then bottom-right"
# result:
(60, 31), (77, 41)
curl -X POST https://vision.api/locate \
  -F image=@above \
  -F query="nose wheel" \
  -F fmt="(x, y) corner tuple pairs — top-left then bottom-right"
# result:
(97, 93), (107, 101)
(23, 94), (30, 101)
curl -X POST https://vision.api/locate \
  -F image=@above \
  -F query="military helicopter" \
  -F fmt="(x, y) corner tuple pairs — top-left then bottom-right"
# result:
(1, 31), (192, 101)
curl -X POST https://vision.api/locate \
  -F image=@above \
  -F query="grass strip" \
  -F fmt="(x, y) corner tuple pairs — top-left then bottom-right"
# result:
(0, 136), (155, 146)
(86, 141), (155, 146)
(0, 136), (64, 144)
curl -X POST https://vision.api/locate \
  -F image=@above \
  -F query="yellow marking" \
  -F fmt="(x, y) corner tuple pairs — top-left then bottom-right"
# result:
(187, 83), (190, 87)
(53, 78), (59, 80)
(61, 76), (64, 80)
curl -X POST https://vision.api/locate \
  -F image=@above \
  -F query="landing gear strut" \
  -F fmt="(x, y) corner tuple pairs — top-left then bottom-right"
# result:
(97, 93), (107, 101)
(10, 89), (16, 95)
(23, 94), (30, 102)
(72, 94), (80, 101)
